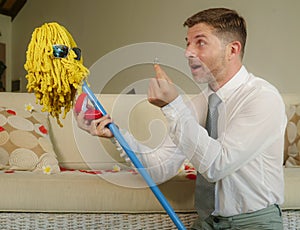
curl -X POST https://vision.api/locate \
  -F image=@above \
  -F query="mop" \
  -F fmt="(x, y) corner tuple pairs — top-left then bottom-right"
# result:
(24, 22), (186, 230)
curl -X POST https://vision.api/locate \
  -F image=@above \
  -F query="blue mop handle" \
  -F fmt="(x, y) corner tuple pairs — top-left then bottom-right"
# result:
(82, 81), (186, 230)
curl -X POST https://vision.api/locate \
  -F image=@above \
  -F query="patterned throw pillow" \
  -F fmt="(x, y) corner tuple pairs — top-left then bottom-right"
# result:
(0, 106), (60, 173)
(284, 103), (300, 167)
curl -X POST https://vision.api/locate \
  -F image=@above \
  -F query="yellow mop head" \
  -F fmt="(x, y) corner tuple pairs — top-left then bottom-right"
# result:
(24, 22), (89, 126)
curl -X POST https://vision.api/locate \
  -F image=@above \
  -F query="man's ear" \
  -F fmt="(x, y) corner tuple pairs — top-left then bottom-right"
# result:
(227, 41), (242, 61)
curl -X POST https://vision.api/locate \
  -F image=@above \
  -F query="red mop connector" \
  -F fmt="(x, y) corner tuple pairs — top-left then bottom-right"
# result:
(74, 93), (103, 120)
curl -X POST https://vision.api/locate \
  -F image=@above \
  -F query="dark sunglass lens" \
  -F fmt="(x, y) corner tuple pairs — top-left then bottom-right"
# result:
(53, 45), (69, 58)
(72, 48), (81, 60)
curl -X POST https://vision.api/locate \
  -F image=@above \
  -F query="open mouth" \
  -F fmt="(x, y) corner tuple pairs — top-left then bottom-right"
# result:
(190, 64), (202, 70)
(189, 63), (202, 75)
(188, 58), (202, 71)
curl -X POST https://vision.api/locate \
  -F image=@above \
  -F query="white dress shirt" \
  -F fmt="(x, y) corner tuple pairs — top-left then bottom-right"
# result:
(122, 66), (287, 217)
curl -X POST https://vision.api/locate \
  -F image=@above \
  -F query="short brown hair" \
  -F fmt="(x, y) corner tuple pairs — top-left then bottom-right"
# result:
(184, 8), (247, 58)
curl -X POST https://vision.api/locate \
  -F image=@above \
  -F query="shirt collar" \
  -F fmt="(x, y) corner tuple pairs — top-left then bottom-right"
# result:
(205, 65), (249, 102)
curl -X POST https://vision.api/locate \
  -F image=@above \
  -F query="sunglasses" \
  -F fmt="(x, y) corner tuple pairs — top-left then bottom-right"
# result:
(52, 44), (81, 60)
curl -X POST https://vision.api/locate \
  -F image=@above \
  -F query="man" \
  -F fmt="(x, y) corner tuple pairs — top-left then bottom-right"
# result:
(76, 8), (287, 229)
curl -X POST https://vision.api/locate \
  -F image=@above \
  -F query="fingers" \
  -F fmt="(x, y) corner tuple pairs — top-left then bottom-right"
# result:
(91, 115), (114, 138)
(153, 64), (174, 92)
(150, 64), (172, 92)
(147, 78), (168, 107)
(75, 111), (91, 131)
(148, 64), (178, 107)
(154, 64), (173, 83)
(93, 115), (112, 131)
(75, 111), (114, 138)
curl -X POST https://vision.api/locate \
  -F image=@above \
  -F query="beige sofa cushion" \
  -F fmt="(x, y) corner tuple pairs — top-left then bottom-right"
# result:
(281, 94), (300, 167)
(0, 170), (196, 213)
(284, 103), (300, 166)
(283, 167), (300, 209)
(50, 94), (168, 170)
(0, 93), (169, 170)
(0, 92), (114, 170)
(0, 101), (60, 173)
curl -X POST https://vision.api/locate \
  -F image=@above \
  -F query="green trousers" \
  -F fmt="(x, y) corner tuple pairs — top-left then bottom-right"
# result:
(191, 204), (283, 230)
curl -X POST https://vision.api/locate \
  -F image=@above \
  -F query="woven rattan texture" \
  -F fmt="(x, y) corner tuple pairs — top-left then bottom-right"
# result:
(0, 210), (299, 229)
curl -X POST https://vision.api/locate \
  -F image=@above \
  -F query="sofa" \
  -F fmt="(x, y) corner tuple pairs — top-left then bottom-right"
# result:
(0, 92), (299, 214)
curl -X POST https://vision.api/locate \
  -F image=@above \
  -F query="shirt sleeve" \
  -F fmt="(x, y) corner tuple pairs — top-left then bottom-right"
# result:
(162, 88), (287, 182)
(121, 127), (187, 184)
(162, 95), (221, 176)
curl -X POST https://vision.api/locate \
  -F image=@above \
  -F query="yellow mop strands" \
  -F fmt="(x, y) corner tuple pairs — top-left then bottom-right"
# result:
(24, 22), (89, 126)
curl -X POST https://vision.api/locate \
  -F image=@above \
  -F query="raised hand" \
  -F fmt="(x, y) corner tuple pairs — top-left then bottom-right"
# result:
(148, 64), (178, 108)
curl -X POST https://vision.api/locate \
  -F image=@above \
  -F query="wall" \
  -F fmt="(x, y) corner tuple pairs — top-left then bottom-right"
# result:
(9, 0), (300, 93)
(0, 14), (12, 91)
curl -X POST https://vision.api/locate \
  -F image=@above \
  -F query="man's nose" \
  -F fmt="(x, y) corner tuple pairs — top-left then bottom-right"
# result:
(184, 49), (197, 59)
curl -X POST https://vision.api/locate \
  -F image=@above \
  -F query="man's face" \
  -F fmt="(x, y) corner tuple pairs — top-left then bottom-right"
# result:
(185, 23), (228, 86)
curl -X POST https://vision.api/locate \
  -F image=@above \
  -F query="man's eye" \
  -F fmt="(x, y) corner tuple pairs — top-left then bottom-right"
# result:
(199, 41), (205, 46)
